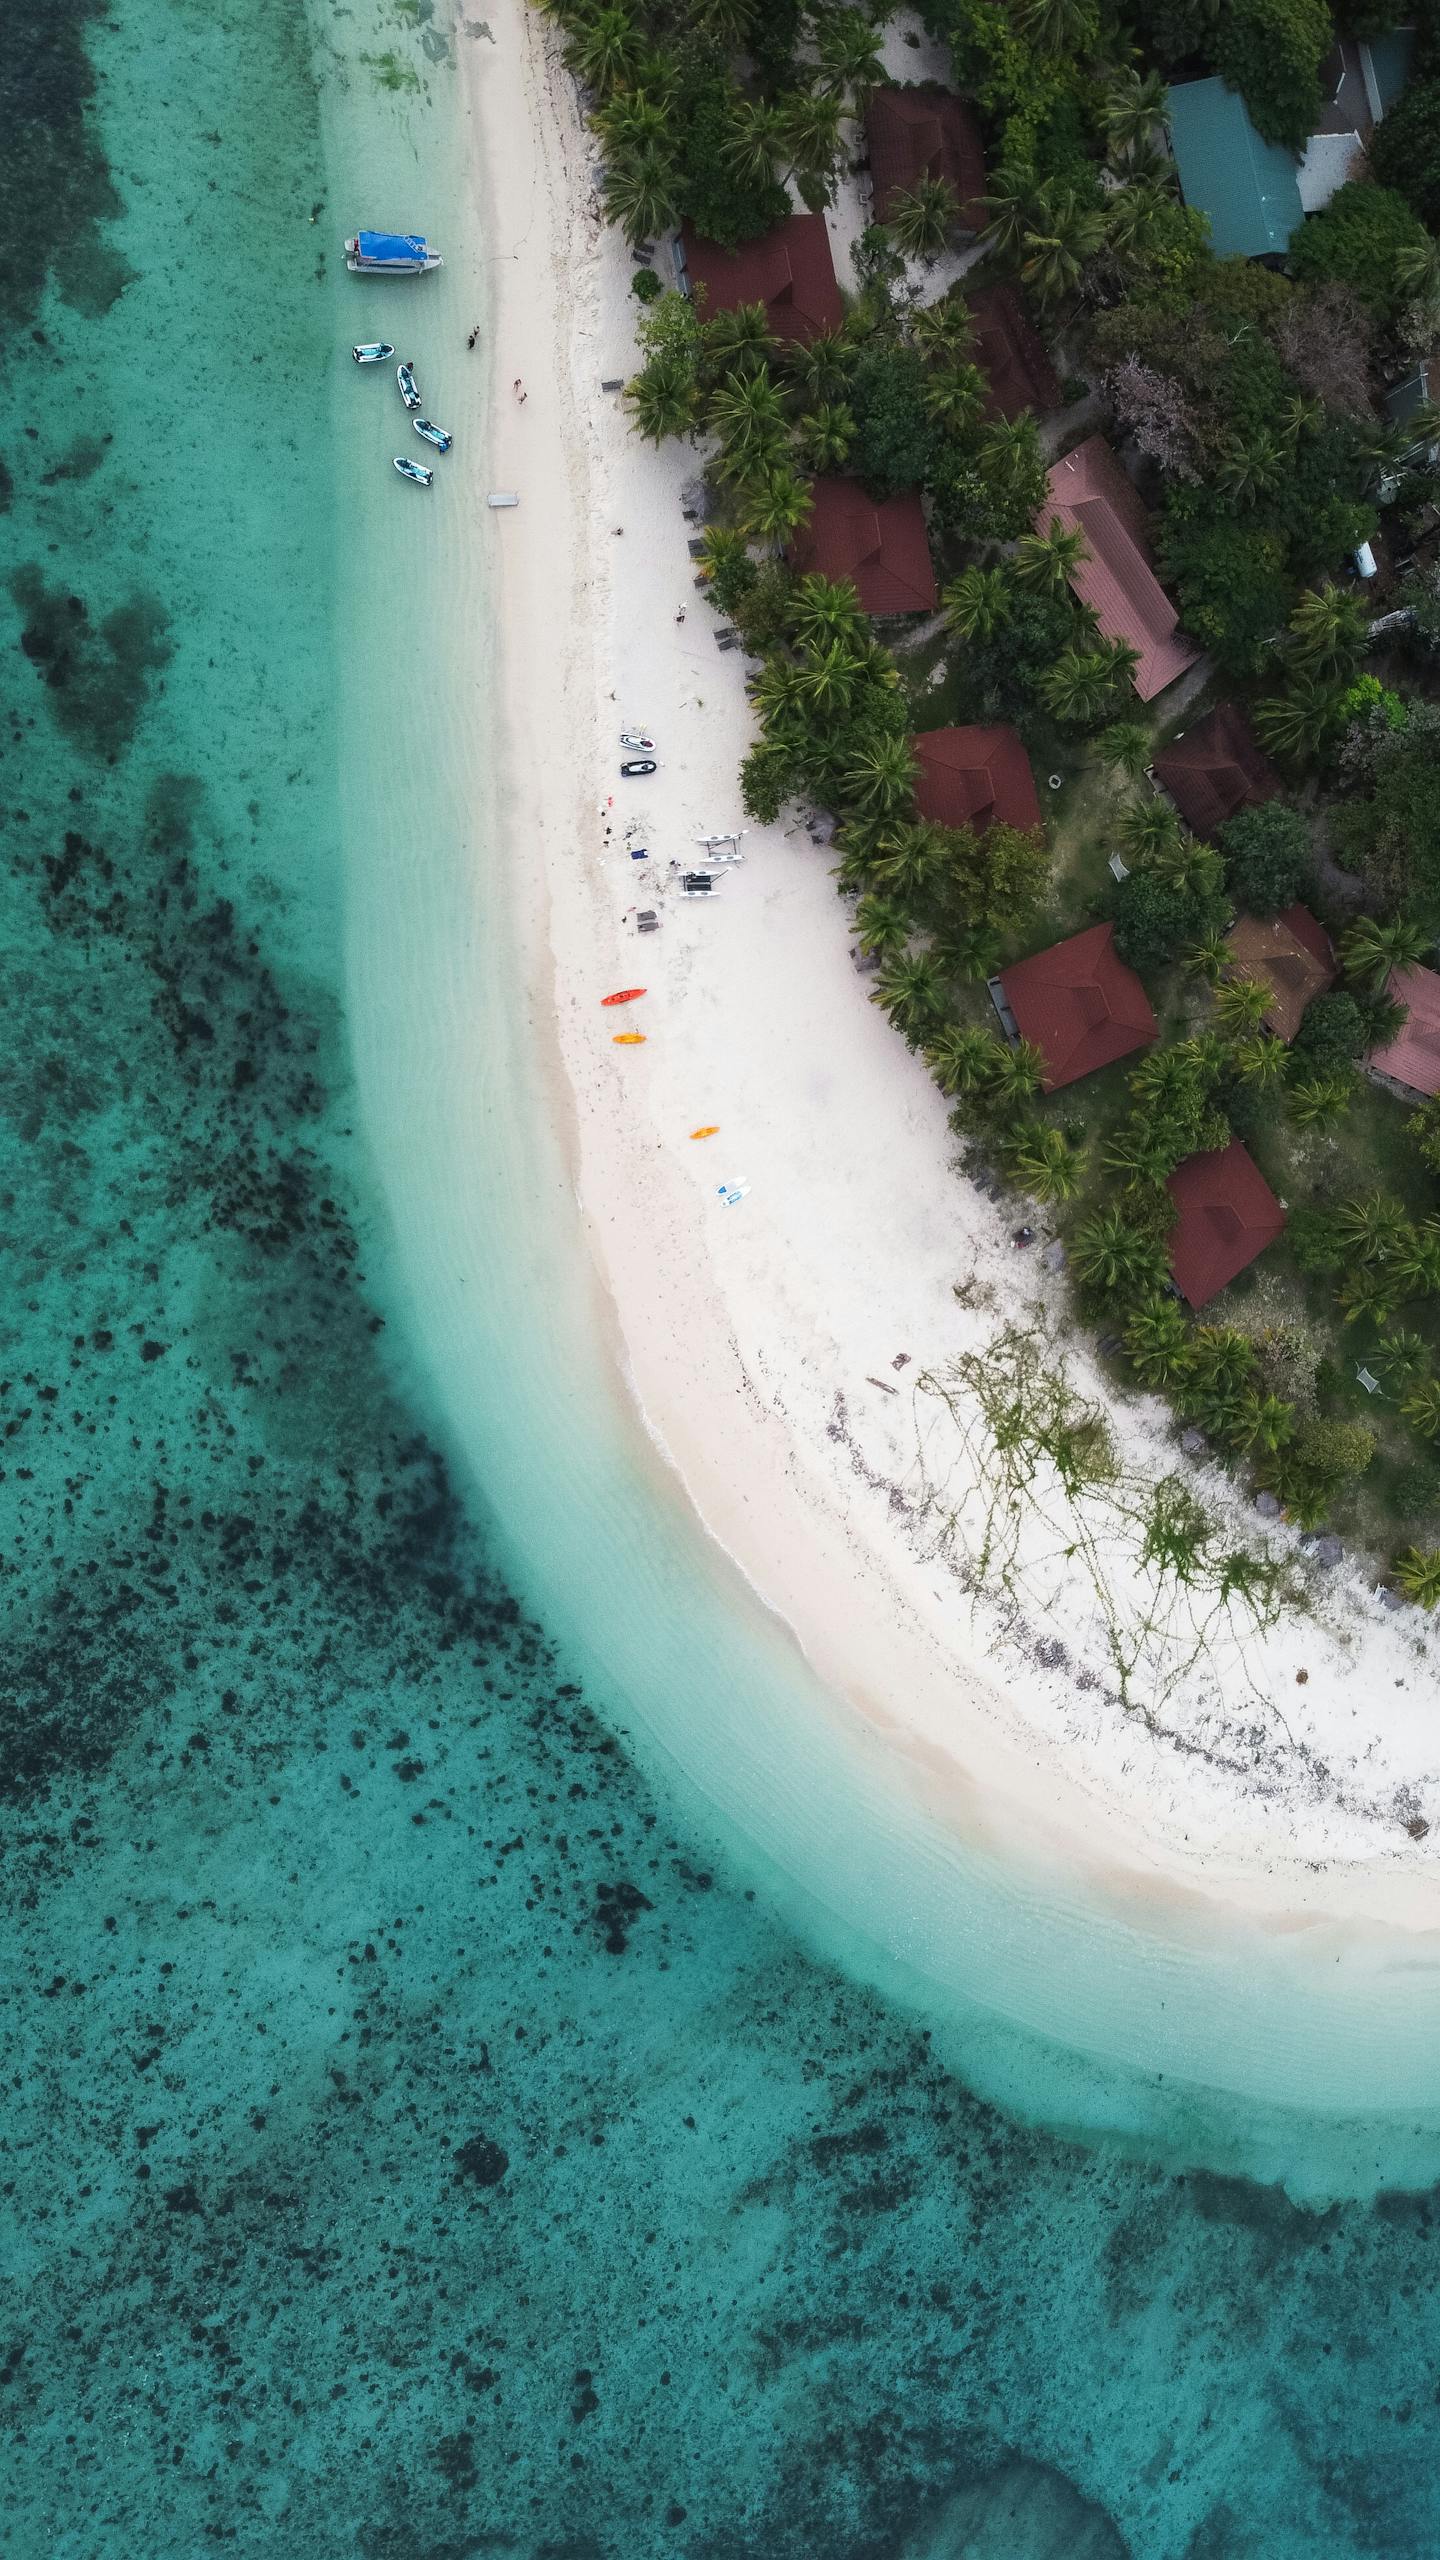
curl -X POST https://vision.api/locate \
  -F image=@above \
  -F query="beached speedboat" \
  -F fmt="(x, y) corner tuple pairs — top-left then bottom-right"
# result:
(620, 758), (657, 777)
(345, 232), (443, 275)
(352, 341), (396, 365)
(413, 418), (453, 452)
(393, 455), (433, 487)
(619, 732), (655, 751)
(397, 362), (421, 410)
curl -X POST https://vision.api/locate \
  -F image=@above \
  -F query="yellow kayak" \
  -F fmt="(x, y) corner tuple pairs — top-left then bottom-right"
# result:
(612, 1032), (647, 1045)
(689, 1124), (719, 1139)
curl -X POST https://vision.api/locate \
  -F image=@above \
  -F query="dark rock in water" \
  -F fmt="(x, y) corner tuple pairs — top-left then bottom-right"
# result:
(453, 2134), (509, 2187)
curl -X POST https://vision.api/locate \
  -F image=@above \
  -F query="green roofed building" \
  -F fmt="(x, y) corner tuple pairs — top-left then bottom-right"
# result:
(1166, 76), (1304, 259)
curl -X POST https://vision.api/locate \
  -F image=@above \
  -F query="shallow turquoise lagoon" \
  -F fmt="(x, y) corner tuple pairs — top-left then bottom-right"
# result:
(6, 3), (1440, 2555)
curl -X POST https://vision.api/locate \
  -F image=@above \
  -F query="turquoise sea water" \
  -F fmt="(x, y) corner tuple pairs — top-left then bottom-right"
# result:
(7, 3), (1440, 2554)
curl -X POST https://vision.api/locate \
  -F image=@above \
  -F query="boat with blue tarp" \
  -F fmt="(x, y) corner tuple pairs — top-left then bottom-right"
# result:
(346, 232), (443, 275)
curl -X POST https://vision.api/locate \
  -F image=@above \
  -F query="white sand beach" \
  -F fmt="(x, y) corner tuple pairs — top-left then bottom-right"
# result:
(457, 0), (1440, 1951)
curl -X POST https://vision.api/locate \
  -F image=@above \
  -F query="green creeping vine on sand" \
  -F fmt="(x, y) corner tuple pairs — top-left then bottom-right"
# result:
(913, 1324), (1296, 1712)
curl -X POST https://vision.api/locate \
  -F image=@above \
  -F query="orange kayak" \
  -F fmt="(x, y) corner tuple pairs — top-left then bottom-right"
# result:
(689, 1125), (719, 1139)
(612, 1032), (646, 1045)
(602, 987), (646, 1007)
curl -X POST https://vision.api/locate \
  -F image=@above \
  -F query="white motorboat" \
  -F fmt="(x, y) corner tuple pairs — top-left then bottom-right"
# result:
(346, 232), (443, 275)
(397, 361), (421, 410)
(352, 341), (396, 364)
(393, 455), (433, 487)
(413, 418), (453, 452)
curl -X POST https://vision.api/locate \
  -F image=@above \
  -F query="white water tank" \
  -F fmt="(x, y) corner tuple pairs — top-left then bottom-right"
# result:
(1354, 541), (1378, 578)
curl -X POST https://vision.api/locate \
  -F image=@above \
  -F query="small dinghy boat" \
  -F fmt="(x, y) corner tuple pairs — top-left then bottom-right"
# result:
(413, 418), (453, 452)
(393, 455), (433, 487)
(346, 232), (443, 275)
(601, 988), (646, 1006)
(352, 341), (396, 364)
(397, 361), (421, 410)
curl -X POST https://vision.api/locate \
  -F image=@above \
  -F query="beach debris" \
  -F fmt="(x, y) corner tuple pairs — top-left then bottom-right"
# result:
(891, 1353), (911, 1371)
(689, 1126), (719, 1140)
(679, 476), (709, 520)
(1301, 1534), (1345, 1569)
(612, 1032), (646, 1045)
(865, 1376), (899, 1395)
(850, 946), (881, 975)
(601, 987), (646, 1006)
(601, 376), (624, 392)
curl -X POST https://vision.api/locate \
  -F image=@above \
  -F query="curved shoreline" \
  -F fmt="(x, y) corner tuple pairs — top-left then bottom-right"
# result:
(323, 0), (1440, 2173)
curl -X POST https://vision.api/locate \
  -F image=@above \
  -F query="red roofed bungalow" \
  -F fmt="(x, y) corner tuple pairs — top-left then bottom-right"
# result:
(681, 214), (842, 345)
(1153, 704), (1281, 834)
(865, 85), (987, 231)
(997, 922), (1156, 1092)
(1223, 904), (1335, 1044)
(1167, 1141), (1285, 1308)
(790, 477), (936, 615)
(1040, 437), (1198, 702)
(1370, 963), (1440, 1097)
(966, 283), (1061, 422)
(912, 725), (1041, 833)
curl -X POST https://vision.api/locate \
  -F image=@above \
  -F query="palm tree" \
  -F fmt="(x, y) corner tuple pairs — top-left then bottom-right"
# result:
(1099, 66), (1170, 159)
(1016, 0), (1097, 52)
(789, 572), (864, 655)
(926, 1023), (1003, 1095)
(1253, 675), (1347, 768)
(603, 147), (682, 247)
(1125, 1296), (1192, 1388)
(1340, 1264), (1402, 1328)
(1019, 187), (1107, 307)
(709, 365), (787, 454)
(1397, 1217), (1440, 1297)
(1278, 391), (1325, 447)
(888, 176), (959, 260)
(777, 89), (844, 189)
(814, 7), (886, 99)
(797, 635), (863, 714)
(1036, 650), (1116, 727)
(595, 89), (671, 159)
(875, 820), (944, 901)
(1379, 1329), (1429, 1387)
(1340, 914), (1430, 991)
(1214, 432), (1284, 504)
(1287, 581), (1370, 679)
(1072, 1209), (1169, 1302)
(980, 166), (1033, 260)
(785, 330), (853, 404)
(1102, 1119), (1177, 1192)
(1233, 1033), (1287, 1089)
(1118, 798), (1183, 865)
(854, 894), (912, 958)
(729, 101), (781, 191)
(1213, 974), (1270, 1040)
(1095, 721), (1152, 782)
(702, 303), (776, 379)
(698, 522), (750, 577)
(794, 400), (855, 473)
(1003, 1120), (1085, 1201)
(933, 923), (1002, 983)
(1099, 637), (1141, 695)
(1336, 1191), (1412, 1264)
(944, 565), (1012, 645)
(625, 355), (698, 444)
(1229, 1389), (1297, 1455)
(566, 5), (644, 93)
(1394, 1547), (1440, 1607)
(844, 733), (918, 818)
(749, 657), (810, 731)
(1287, 1070), (1355, 1128)
(1014, 516), (1089, 595)
(744, 464), (812, 547)
(911, 295), (974, 365)
(987, 1038), (1047, 1108)
(1186, 929), (1231, 988)
(923, 363), (985, 435)
(873, 952), (946, 1040)
(1403, 1377), (1440, 1440)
